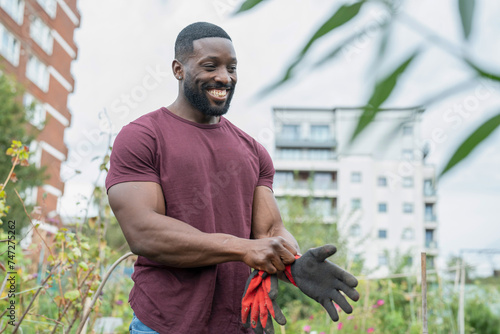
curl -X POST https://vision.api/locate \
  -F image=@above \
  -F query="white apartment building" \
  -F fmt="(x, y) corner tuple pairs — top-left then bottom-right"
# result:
(272, 107), (438, 277)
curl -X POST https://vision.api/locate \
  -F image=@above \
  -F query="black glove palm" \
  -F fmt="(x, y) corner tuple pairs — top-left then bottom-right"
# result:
(290, 244), (360, 321)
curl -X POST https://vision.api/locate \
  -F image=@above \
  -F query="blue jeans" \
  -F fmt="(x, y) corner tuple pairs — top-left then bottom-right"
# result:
(129, 313), (159, 333)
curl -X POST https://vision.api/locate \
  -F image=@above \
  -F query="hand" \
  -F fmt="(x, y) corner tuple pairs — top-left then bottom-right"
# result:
(287, 244), (359, 321)
(242, 270), (286, 334)
(242, 237), (297, 274)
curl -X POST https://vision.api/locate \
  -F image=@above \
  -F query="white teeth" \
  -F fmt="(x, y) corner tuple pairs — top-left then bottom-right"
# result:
(208, 89), (227, 98)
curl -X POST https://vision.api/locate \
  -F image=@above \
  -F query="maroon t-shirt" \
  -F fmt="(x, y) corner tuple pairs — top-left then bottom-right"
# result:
(105, 107), (275, 333)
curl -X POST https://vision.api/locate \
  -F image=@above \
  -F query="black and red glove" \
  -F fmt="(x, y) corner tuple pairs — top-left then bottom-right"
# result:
(241, 270), (286, 334)
(284, 244), (359, 322)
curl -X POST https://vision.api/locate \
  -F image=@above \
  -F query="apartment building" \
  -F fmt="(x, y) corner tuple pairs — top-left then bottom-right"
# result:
(273, 107), (438, 277)
(0, 0), (80, 219)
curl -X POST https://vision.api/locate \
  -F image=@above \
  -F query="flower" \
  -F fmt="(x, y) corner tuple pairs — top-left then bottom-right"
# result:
(303, 325), (311, 333)
(337, 322), (343, 330)
(116, 300), (123, 305)
(347, 315), (354, 320)
(377, 299), (385, 306)
(309, 315), (314, 320)
(367, 327), (375, 333)
(335, 303), (342, 313)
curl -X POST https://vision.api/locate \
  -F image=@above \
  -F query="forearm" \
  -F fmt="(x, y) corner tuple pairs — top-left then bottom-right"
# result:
(119, 210), (247, 267)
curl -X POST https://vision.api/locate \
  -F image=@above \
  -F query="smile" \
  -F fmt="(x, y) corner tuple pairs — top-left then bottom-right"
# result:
(207, 89), (228, 100)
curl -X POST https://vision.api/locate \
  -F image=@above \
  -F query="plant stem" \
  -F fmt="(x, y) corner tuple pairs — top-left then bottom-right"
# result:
(12, 262), (61, 333)
(1, 155), (19, 192)
(75, 252), (134, 334)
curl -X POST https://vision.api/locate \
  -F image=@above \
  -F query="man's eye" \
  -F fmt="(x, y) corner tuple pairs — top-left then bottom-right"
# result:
(203, 65), (216, 70)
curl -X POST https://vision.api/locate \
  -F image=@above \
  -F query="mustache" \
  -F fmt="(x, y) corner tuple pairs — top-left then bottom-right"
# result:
(202, 83), (234, 90)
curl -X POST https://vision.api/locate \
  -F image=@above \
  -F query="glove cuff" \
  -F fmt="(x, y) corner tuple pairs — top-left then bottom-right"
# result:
(284, 255), (301, 287)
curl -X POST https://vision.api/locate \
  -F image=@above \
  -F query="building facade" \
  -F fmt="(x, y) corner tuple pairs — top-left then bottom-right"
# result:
(0, 0), (80, 219)
(273, 107), (438, 277)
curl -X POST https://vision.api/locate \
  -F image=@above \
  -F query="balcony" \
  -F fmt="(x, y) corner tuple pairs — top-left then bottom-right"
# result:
(425, 214), (437, 222)
(274, 180), (338, 191)
(425, 240), (438, 249)
(275, 136), (337, 149)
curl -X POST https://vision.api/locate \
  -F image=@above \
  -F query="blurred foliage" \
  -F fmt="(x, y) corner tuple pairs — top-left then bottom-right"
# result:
(0, 73), (46, 231)
(236, 0), (500, 177)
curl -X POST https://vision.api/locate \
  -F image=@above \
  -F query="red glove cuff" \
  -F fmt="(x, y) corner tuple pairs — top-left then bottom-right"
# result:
(284, 255), (301, 287)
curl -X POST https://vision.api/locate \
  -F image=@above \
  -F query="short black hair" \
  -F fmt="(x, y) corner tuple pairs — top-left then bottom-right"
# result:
(175, 22), (232, 62)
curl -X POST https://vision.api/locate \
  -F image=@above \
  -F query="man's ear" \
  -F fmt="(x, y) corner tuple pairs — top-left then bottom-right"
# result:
(172, 59), (183, 80)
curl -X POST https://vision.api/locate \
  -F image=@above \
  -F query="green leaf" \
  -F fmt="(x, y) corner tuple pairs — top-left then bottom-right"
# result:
(234, 0), (265, 14)
(350, 51), (419, 142)
(440, 113), (500, 177)
(79, 262), (89, 271)
(260, 1), (365, 95)
(458, 0), (475, 40)
(465, 59), (500, 82)
(64, 289), (80, 302)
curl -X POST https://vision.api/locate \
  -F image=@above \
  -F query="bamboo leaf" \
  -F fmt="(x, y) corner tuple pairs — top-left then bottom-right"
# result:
(259, 1), (365, 95)
(440, 113), (500, 177)
(458, 0), (475, 40)
(350, 51), (419, 142)
(234, 0), (266, 14)
(465, 59), (500, 82)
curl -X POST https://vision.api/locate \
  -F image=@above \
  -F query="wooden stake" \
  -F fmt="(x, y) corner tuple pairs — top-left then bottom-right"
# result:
(421, 252), (428, 334)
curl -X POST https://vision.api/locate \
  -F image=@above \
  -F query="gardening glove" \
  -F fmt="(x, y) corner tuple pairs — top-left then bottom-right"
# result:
(242, 270), (286, 334)
(284, 244), (360, 322)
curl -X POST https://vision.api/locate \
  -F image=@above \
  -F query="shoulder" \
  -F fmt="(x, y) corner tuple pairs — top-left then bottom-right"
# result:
(222, 118), (263, 150)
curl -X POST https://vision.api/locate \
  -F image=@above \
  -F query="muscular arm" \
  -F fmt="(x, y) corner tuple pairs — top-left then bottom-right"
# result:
(250, 186), (300, 268)
(108, 182), (296, 272)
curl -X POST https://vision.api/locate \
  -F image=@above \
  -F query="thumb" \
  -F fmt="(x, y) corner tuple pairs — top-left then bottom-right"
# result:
(310, 244), (337, 262)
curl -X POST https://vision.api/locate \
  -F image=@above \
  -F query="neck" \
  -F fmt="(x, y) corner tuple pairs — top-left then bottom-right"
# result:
(167, 98), (220, 125)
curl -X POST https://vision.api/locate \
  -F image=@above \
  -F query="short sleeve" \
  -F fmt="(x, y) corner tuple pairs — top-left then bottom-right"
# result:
(105, 122), (161, 192)
(255, 142), (275, 191)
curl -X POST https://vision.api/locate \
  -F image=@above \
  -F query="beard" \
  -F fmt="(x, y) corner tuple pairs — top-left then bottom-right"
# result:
(183, 75), (235, 117)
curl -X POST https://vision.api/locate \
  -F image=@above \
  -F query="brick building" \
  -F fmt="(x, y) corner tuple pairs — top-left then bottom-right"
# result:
(0, 0), (80, 218)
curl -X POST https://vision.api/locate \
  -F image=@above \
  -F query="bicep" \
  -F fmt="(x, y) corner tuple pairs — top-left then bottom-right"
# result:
(108, 182), (165, 247)
(251, 186), (283, 238)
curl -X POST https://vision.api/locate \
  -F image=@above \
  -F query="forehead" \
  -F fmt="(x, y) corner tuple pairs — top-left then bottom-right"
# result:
(190, 37), (237, 61)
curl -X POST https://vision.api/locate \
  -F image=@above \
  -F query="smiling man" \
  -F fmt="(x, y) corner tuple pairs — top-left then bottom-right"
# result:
(105, 22), (300, 333)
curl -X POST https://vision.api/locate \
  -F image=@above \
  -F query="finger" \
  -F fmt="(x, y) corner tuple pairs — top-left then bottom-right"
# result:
(258, 291), (269, 329)
(276, 238), (297, 264)
(268, 274), (278, 299)
(263, 311), (275, 334)
(334, 279), (360, 302)
(310, 244), (337, 262)
(250, 290), (263, 328)
(330, 289), (353, 314)
(271, 299), (287, 325)
(321, 299), (340, 322)
(253, 320), (264, 334)
(327, 261), (359, 288)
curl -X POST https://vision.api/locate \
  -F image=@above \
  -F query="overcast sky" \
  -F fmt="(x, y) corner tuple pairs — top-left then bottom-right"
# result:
(60, 0), (500, 274)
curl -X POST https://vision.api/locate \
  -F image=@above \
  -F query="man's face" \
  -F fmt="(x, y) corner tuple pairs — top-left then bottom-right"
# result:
(182, 38), (237, 117)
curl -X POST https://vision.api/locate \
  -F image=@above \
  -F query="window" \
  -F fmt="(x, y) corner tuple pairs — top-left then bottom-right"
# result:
(377, 176), (387, 187)
(402, 149), (414, 160)
(30, 16), (53, 54)
(406, 256), (413, 267)
(349, 224), (361, 237)
(28, 140), (42, 168)
(310, 125), (330, 142)
(274, 171), (294, 189)
(425, 229), (435, 248)
(402, 177), (414, 188)
(403, 202), (413, 213)
(351, 198), (361, 210)
(402, 125), (413, 135)
(425, 203), (435, 221)
(313, 172), (333, 190)
(0, 0), (24, 24)
(279, 148), (302, 160)
(0, 24), (20, 66)
(280, 124), (300, 141)
(402, 228), (414, 240)
(310, 198), (332, 217)
(37, 0), (56, 18)
(23, 93), (45, 129)
(378, 203), (387, 213)
(26, 54), (49, 91)
(308, 149), (332, 160)
(378, 229), (387, 239)
(351, 172), (362, 183)
(423, 179), (435, 196)
(378, 254), (388, 266)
